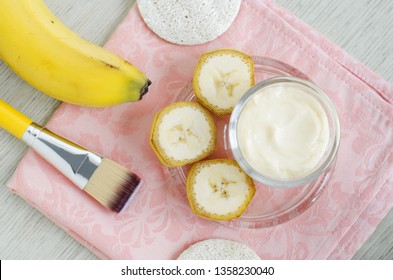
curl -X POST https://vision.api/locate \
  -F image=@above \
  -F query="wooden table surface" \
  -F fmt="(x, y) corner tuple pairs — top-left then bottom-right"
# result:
(0, 0), (392, 259)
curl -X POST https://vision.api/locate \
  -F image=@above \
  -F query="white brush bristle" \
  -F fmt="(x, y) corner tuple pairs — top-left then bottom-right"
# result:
(84, 158), (140, 213)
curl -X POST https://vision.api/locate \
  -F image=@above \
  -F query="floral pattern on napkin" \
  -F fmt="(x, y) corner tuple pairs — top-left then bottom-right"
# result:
(7, 0), (393, 259)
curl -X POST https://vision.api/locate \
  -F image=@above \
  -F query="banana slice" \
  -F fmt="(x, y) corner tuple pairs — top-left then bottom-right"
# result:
(187, 159), (255, 220)
(193, 49), (255, 116)
(150, 102), (216, 167)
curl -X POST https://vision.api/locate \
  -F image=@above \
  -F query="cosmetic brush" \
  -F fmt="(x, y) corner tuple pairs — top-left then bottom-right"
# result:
(0, 100), (140, 213)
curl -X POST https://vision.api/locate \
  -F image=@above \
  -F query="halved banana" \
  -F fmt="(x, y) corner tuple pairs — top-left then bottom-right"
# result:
(193, 49), (255, 116)
(150, 102), (216, 167)
(187, 159), (255, 220)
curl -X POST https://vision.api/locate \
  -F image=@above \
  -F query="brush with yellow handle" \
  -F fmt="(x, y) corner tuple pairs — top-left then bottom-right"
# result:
(0, 100), (140, 213)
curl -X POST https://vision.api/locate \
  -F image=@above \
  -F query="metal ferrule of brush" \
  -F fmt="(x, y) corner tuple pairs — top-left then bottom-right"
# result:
(22, 123), (102, 190)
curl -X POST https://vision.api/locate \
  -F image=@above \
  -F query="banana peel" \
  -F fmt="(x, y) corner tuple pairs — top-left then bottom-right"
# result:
(0, 0), (151, 107)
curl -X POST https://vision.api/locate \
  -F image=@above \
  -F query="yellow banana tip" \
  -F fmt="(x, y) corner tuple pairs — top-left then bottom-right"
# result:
(140, 80), (152, 100)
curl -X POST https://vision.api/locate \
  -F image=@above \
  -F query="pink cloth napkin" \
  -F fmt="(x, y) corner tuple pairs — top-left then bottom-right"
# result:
(7, 0), (393, 259)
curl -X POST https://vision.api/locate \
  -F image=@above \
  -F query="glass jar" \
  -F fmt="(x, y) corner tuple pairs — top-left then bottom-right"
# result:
(229, 76), (340, 188)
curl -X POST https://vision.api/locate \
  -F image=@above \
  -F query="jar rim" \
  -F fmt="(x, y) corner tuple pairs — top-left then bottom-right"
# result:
(229, 76), (341, 188)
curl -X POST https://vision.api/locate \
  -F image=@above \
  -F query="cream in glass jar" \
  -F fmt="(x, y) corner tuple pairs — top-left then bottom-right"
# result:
(229, 76), (340, 188)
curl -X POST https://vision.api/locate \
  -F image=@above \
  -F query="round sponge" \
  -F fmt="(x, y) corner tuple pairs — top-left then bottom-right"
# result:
(137, 0), (242, 45)
(177, 238), (260, 260)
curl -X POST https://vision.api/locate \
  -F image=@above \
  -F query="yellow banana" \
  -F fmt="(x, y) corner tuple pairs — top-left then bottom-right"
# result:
(0, 0), (151, 107)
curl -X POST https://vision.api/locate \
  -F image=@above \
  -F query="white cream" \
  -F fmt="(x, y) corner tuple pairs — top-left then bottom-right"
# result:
(237, 85), (329, 179)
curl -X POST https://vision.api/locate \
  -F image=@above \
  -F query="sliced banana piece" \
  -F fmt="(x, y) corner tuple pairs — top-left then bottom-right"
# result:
(150, 102), (216, 167)
(193, 49), (254, 116)
(187, 159), (255, 220)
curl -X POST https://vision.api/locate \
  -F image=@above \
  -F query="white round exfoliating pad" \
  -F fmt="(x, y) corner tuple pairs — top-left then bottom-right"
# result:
(177, 239), (260, 260)
(137, 0), (242, 45)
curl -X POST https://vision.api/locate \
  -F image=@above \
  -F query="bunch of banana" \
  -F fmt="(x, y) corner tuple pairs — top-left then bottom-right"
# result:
(0, 0), (151, 107)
